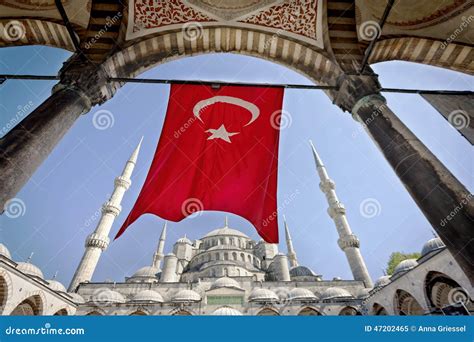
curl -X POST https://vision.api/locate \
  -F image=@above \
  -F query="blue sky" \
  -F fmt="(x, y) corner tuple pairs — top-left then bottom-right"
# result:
(0, 45), (472, 287)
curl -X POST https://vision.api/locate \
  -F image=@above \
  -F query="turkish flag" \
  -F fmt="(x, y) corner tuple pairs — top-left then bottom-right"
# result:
(115, 84), (284, 242)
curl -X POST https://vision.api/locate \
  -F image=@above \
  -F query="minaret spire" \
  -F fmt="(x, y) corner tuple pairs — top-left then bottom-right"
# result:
(309, 140), (373, 288)
(69, 138), (143, 291)
(152, 221), (167, 269)
(224, 215), (229, 227)
(283, 215), (298, 268)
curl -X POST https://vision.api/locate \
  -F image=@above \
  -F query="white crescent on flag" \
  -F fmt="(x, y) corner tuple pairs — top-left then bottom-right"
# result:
(192, 96), (260, 126)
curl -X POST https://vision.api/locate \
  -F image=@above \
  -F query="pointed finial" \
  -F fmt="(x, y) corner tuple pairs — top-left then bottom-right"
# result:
(224, 215), (228, 227)
(53, 271), (58, 279)
(309, 140), (324, 167)
(382, 268), (387, 276)
(129, 136), (144, 164)
(160, 221), (167, 240)
(26, 252), (34, 263)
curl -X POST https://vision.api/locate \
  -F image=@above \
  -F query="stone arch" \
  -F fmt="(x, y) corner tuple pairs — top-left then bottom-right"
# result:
(372, 303), (388, 316)
(171, 309), (192, 316)
(256, 308), (279, 316)
(0, 270), (13, 313)
(0, 19), (75, 51)
(424, 271), (472, 312)
(103, 28), (340, 94)
(53, 308), (68, 316)
(129, 310), (147, 316)
(6, 290), (46, 316)
(338, 306), (361, 316)
(10, 294), (44, 316)
(298, 307), (322, 316)
(394, 289), (424, 315)
(85, 310), (104, 316)
(369, 37), (473, 75)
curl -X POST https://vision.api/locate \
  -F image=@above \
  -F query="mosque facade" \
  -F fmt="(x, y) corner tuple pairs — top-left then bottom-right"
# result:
(0, 140), (472, 316)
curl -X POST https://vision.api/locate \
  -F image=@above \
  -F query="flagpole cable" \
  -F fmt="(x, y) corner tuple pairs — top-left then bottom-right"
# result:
(0, 74), (472, 95)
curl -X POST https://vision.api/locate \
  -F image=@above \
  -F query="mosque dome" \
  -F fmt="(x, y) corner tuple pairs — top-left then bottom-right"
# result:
(92, 289), (125, 304)
(203, 227), (249, 239)
(47, 279), (66, 292)
(212, 307), (243, 315)
(320, 287), (353, 300)
(421, 237), (445, 257)
(131, 266), (160, 278)
(17, 262), (44, 279)
(0, 243), (11, 259)
(356, 288), (370, 299)
(288, 288), (318, 301)
(373, 275), (391, 288)
(248, 288), (279, 302)
(211, 277), (242, 290)
(176, 237), (193, 245)
(67, 293), (85, 304)
(393, 259), (418, 276)
(171, 289), (201, 303)
(131, 290), (164, 303)
(290, 266), (316, 277)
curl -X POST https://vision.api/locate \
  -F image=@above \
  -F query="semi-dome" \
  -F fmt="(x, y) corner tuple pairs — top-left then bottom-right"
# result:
(248, 288), (279, 302)
(67, 293), (85, 304)
(393, 259), (418, 276)
(0, 243), (11, 259)
(288, 288), (318, 301)
(320, 287), (353, 300)
(374, 275), (391, 288)
(131, 290), (164, 303)
(17, 262), (44, 279)
(203, 227), (249, 239)
(131, 266), (160, 278)
(421, 237), (445, 257)
(176, 236), (193, 245)
(91, 289), (125, 304)
(212, 306), (243, 315)
(172, 289), (201, 303)
(47, 279), (66, 292)
(211, 277), (242, 290)
(290, 266), (316, 277)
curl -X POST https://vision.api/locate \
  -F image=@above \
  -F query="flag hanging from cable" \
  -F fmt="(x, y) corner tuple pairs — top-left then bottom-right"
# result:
(115, 84), (285, 242)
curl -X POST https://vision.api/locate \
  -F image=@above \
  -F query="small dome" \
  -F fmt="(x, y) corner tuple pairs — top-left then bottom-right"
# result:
(131, 290), (164, 303)
(17, 262), (43, 279)
(320, 287), (353, 300)
(393, 259), (418, 276)
(248, 288), (279, 302)
(421, 237), (445, 257)
(172, 289), (201, 303)
(288, 288), (318, 301)
(374, 275), (391, 288)
(290, 266), (316, 277)
(91, 289), (125, 304)
(212, 306), (242, 316)
(357, 288), (370, 299)
(131, 266), (160, 278)
(177, 237), (193, 245)
(47, 279), (66, 292)
(0, 243), (11, 259)
(67, 293), (85, 304)
(211, 277), (242, 290)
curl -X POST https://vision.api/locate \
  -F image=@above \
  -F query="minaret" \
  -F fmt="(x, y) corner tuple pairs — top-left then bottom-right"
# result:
(68, 138), (143, 291)
(309, 140), (373, 288)
(152, 222), (167, 269)
(283, 215), (298, 268)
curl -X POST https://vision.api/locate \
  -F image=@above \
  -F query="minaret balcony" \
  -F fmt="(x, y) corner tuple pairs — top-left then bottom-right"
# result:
(114, 176), (131, 189)
(85, 233), (110, 250)
(101, 201), (122, 216)
(327, 202), (346, 218)
(319, 179), (335, 192)
(337, 234), (360, 250)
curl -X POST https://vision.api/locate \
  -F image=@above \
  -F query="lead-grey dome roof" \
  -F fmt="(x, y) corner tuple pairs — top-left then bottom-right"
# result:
(0, 243), (11, 259)
(290, 266), (316, 277)
(211, 277), (242, 290)
(212, 306), (243, 315)
(248, 288), (279, 302)
(203, 227), (249, 239)
(393, 259), (418, 276)
(131, 290), (164, 303)
(421, 237), (445, 257)
(288, 288), (318, 301)
(373, 275), (391, 288)
(172, 289), (201, 303)
(320, 287), (353, 300)
(17, 262), (43, 279)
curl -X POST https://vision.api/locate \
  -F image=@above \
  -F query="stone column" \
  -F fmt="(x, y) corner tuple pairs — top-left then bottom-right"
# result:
(0, 56), (116, 209)
(335, 73), (474, 283)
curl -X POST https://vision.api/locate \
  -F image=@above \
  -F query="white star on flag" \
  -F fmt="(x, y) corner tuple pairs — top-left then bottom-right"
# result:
(206, 124), (239, 143)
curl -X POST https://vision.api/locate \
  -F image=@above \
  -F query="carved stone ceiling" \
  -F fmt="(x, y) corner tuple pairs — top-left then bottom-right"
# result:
(356, 0), (474, 44)
(0, 0), (92, 28)
(127, 0), (323, 48)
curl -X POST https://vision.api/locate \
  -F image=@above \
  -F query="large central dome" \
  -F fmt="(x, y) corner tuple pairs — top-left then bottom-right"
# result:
(203, 227), (249, 239)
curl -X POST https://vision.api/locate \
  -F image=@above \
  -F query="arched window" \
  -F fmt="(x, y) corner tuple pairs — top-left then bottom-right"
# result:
(240, 253), (245, 262)
(173, 310), (192, 316)
(232, 252), (237, 260)
(298, 307), (321, 316)
(424, 271), (472, 312)
(257, 308), (279, 316)
(0, 275), (8, 309)
(372, 303), (388, 315)
(224, 268), (228, 277)
(394, 290), (424, 315)
(53, 308), (68, 316)
(247, 255), (251, 263)
(339, 306), (361, 316)
(86, 310), (103, 316)
(224, 253), (229, 260)
(130, 310), (147, 316)
(215, 253), (220, 261)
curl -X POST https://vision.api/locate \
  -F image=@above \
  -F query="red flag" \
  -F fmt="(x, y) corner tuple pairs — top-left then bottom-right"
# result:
(116, 84), (284, 242)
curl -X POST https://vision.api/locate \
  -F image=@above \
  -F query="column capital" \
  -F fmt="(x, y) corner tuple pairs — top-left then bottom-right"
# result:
(53, 55), (117, 107)
(333, 72), (382, 112)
